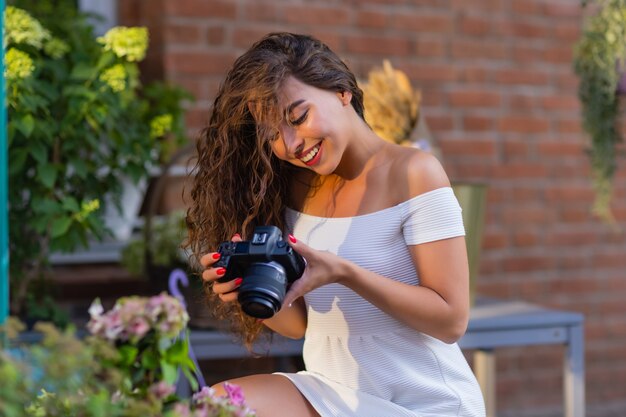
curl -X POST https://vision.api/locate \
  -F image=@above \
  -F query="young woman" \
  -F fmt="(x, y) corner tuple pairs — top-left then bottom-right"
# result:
(186, 32), (485, 417)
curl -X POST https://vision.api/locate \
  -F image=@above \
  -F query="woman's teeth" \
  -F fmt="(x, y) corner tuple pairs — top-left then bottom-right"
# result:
(300, 144), (320, 163)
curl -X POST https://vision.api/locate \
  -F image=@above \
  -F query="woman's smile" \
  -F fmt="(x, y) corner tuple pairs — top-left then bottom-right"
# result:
(298, 141), (323, 166)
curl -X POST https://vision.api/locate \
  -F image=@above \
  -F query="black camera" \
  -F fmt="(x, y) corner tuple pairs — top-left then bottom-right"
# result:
(215, 225), (306, 319)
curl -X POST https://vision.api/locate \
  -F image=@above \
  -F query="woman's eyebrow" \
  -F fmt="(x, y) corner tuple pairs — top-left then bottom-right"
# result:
(287, 99), (306, 114)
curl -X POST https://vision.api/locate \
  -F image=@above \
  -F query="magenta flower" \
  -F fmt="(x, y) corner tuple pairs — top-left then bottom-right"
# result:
(223, 381), (246, 406)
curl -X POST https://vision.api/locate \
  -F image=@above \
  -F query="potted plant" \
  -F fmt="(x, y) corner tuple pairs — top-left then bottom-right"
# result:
(573, 0), (626, 222)
(120, 210), (188, 289)
(0, 294), (256, 416)
(360, 60), (488, 304)
(4, 1), (192, 321)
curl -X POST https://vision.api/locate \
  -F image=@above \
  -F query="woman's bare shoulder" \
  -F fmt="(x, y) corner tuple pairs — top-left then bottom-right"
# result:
(388, 145), (451, 201)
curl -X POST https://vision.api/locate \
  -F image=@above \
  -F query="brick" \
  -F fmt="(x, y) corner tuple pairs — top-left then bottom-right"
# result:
(463, 115), (493, 131)
(345, 34), (412, 56)
(512, 230), (540, 247)
(540, 95), (580, 111)
(165, 23), (203, 44)
(284, 5), (351, 26)
(494, 162), (550, 179)
(451, 162), (494, 178)
(403, 63), (459, 82)
(511, 44), (544, 63)
(495, 68), (551, 86)
(206, 25), (227, 46)
(414, 38), (447, 58)
(166, 51), (237, 76)
(355, 10), (388, 28)
(425, 114), (455, 131)
(502, 254), (554, 272)
(482, 229), (508, 249)
(165, 0), (237, 19)
(392, 12), (454, 34)
(544, 229), (599, 246)
(543, 44), (574, 64)
(450, 0), (505, 13)
(450, 39), (508, 60)
(497, 116), (551, 133)
(537, 141), (585, 157)
(241, 1), (283, 22)
(459, 65), (494, 83)
(508, 93), (537, 112)
(553, 22), (581, 41)
(557, 118), (583, 134)
(448, 90), (502, 107)
(545, 185), (595, 202)
(439, 138), (497, 157)
(232, 27), (273, 49)
(458, 15), (492, 36)
(502, 138), (530, 158)
(544, 1), (583, 18)
(511, 0), (543, 15)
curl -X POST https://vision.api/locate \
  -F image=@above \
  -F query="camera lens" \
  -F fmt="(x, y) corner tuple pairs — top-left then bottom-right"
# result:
(237, 262), (287, 319)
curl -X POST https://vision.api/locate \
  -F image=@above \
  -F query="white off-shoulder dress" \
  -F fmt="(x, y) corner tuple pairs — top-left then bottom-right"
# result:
(276, 187), (486, 417)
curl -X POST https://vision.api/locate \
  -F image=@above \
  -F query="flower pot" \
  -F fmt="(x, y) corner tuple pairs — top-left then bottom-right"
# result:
(451, 182), (488, 306)
(103, 176), (147, 242)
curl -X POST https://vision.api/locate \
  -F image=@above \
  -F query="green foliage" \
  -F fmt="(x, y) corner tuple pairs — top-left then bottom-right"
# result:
(4, 0), (193, 315)
(573, 0), (626, 221)
(0, 296), (256, 417)
(121, 210), (188, 277)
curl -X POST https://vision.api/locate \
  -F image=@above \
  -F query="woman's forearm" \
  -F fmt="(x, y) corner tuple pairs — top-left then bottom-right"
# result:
(262, 298), (307, 339)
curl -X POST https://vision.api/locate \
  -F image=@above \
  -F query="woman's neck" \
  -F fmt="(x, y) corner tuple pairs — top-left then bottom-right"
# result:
(332, 120), (388, 180)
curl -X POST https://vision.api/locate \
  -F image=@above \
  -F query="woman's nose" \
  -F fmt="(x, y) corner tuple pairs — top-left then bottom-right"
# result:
(282, 127), (304, 157)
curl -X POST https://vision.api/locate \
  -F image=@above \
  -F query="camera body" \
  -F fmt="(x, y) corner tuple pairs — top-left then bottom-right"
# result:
(215, 225), (306, 319)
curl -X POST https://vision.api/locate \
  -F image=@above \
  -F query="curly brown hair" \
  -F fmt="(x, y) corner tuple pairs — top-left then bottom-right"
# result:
(186, 32), (365, 348)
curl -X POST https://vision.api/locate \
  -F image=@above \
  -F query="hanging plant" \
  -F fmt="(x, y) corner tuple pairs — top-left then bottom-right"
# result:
(573, 0), (626, 222)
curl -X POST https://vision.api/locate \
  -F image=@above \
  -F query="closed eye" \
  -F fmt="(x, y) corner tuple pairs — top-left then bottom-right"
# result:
(289, 110), (309, 126)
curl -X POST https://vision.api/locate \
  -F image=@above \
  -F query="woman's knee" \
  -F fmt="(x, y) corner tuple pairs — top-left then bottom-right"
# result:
(211, 374), (319, 417)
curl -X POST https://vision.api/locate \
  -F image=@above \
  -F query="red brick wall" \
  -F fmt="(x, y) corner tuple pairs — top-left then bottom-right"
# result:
(121, 1), (626, 415)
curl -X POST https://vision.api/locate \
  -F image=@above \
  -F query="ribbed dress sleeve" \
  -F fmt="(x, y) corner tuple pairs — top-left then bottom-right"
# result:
(401, 187), (465, 245)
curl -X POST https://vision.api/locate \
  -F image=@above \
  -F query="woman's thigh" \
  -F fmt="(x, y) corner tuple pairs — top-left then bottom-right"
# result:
(212, 374), (320, 417)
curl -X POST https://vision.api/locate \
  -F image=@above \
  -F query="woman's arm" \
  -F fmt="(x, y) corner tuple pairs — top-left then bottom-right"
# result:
(261, 298), (307, 339)
(284, 237), (468, 343)
(339, 237), (469, 343)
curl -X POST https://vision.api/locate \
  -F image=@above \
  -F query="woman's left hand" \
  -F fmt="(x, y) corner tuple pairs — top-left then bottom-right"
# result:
(283, 234), (347, 308)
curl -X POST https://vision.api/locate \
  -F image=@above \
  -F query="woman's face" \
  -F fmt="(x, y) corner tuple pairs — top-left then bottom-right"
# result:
(271, 76), (353, 175)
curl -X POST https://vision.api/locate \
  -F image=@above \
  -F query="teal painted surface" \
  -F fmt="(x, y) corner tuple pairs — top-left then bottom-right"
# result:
(1, 0), (9, 336)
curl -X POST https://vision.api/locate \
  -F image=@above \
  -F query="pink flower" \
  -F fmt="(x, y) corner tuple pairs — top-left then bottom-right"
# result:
(172, 403), (192, 417)
(192, 386), (216, 402)
(223, 381), (246, 406)
(149, 381), (175, 399)
(128, 316), (150, 341)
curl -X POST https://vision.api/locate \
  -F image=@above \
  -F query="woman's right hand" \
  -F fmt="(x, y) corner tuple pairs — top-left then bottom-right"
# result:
(199, 234), (243, 303)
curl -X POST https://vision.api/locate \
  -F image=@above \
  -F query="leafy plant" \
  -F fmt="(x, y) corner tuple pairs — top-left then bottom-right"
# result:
(573, 0), (626, 221)
(1, 294), (256, 416)
(4, 2), (192, 315)
(121, 210), (188, 278)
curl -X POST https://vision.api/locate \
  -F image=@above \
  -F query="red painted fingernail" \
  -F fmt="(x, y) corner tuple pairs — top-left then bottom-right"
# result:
(289, 234), (297, 243)
(234, 278), (243, 286)
(212, 253), (221, 260)
(216, 267), (226, 276)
